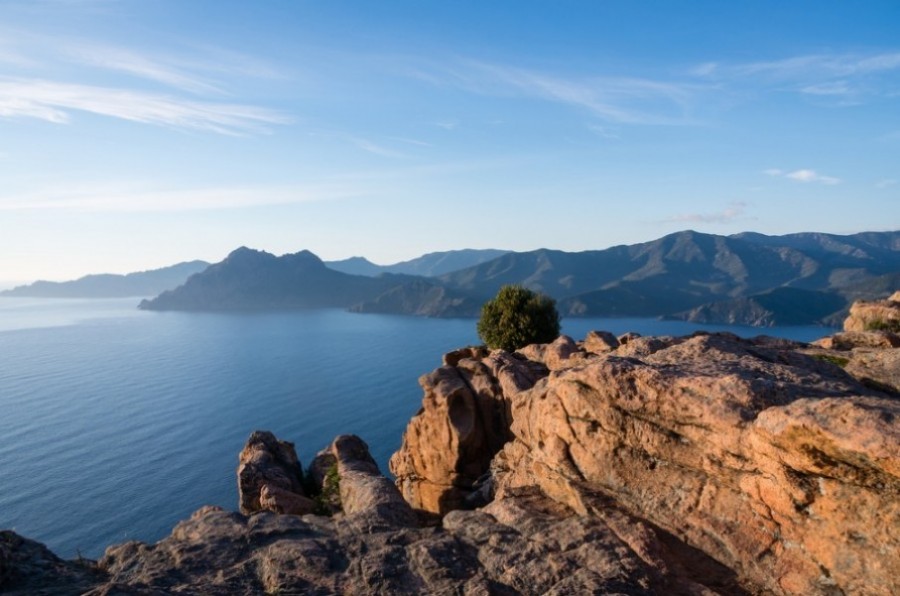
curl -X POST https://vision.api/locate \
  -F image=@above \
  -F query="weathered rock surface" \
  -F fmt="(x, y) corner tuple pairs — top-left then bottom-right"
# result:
(7, 433), (731, 594)
(843, 291), (900, 332)
(807, 294), (900, 394)
(4, 316), (899, 595)
(391, 327), (900, 595)
(237, 430), (315, 516)
(813, 330), (900, 350)
(490, 333), (899, 596)
(584, 329), (620, 353)
(0, 531), (101, 595)
(389, 350), (547, 513)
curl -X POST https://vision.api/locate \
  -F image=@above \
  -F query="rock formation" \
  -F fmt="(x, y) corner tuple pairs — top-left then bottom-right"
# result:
(238, 430), (315, 516)
(65, 434), (734, 594)
(2, 298), (899, 594)
(392, 325), (900, 594)
(809, 291), (900, 394)
(842, 290), (900, 332)
(389, 350), (547, 513)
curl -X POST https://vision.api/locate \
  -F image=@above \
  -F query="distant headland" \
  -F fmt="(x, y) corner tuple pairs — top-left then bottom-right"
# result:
(5, 229), (899, 327)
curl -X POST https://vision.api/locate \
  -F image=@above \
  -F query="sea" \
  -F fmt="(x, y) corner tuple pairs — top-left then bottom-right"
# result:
(0, 297), (836, 559)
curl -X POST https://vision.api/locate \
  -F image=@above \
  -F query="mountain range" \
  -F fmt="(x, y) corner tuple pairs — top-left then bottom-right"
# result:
(135, 230), (900, 326)
(0, 261), (210, 298)
(324, 249), (509, 277)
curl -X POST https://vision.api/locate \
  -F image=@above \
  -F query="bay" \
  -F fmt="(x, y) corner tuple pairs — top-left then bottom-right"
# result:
(0, 297), (835, 558)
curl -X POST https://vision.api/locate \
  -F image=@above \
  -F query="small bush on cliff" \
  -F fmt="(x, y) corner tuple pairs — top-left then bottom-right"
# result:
(477, 285), (560, 351)
(864, 318), (900, 333)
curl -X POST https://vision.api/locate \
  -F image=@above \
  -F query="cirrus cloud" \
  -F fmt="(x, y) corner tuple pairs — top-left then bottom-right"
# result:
(0, 78), (291, 134)
(764, 168), (841, 185)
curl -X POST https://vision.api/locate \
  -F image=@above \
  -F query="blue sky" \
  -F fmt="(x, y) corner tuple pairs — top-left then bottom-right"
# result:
(1, 0), (898, 282)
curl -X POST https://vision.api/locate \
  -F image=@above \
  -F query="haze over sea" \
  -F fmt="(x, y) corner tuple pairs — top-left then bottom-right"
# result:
(0, 297), (835, 558)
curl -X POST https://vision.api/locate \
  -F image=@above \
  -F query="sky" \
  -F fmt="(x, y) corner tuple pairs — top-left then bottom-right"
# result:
(0, 0), (898, 282)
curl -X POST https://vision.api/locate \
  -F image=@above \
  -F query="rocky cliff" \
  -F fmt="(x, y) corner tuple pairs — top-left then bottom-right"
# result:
(2, 301), (899, 595)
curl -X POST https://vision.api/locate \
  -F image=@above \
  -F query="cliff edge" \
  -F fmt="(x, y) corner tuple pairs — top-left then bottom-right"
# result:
(2, 298), (899, 595)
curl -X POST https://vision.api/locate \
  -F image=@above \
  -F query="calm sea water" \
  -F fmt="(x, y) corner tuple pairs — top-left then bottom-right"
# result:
(0, 297), (835, 558)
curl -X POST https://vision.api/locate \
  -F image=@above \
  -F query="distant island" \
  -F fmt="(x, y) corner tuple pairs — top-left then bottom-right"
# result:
(137, 230), (900, 327)
(1, 261), (210, 298)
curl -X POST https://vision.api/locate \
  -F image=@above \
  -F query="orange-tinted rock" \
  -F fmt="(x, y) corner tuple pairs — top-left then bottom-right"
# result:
(827, 330), (900, 349)
(390, 350), (547, 513)
(492, 333), (899, 595)
(583, 330), (619, 353)
(843, 293), (900, 332)
(844, 348), (900, 393)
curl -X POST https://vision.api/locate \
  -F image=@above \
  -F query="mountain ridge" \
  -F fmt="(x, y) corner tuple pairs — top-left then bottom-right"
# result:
(0, 260), (210, 298)
(325, 248), (510, 277)
(27, 229), (898, 327)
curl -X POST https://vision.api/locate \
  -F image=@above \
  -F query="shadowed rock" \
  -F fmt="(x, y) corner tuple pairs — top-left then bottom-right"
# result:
(0, 531), (101, 595)
(238, 430), (315, 516)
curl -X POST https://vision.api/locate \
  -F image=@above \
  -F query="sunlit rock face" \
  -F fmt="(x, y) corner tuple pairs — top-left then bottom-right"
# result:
(392, 325), (900, 595)
(3, 311), (898, 594)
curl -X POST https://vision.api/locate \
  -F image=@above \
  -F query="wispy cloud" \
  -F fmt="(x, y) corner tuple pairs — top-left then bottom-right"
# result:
(800, 81), (853, 96)
(0, 30), (291, 134)
(0, 78), (291, 134)
(349, 136), (407, 158)
(691, 50), (900, 103)
(0, 182), (364, 212)
(389, 136), (433, 148)
(764, 168), (841, 185)
(434, 119), (459, 130)
(406, 59), (705, 125)
(66, 45), (224, 94)
(661, 201), (749, 224)
(737, 52), (900, 78)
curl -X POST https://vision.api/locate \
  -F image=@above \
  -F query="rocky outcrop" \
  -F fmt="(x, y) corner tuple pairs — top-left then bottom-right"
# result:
(21, 432), (728, 594)
(490, 333), (899, 595)
(389, 350), (547, 513)
(391, 328), (900, 595)
(3, 319), (898, 595)
(0, 531), (101, 595)
(843, 291), (900, 332)
(238, 430), (315, 515)
(809, 293), (900, 393)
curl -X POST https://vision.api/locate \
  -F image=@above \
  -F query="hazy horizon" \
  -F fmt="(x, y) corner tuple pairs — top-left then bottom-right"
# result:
(1, 1), (898, 281)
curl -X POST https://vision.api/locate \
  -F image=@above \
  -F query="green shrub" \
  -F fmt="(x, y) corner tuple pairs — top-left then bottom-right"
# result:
(477, 285), (560, 351)
(812, 354), (850, 368)
(864, 318), (900, 333)
(312, 463), (341, 516)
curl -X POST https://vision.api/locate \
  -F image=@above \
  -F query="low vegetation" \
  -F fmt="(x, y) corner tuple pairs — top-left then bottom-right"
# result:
(812, 354), (850, 368)
(477, 285), (560, 351)
(864, 318), (900, 333)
